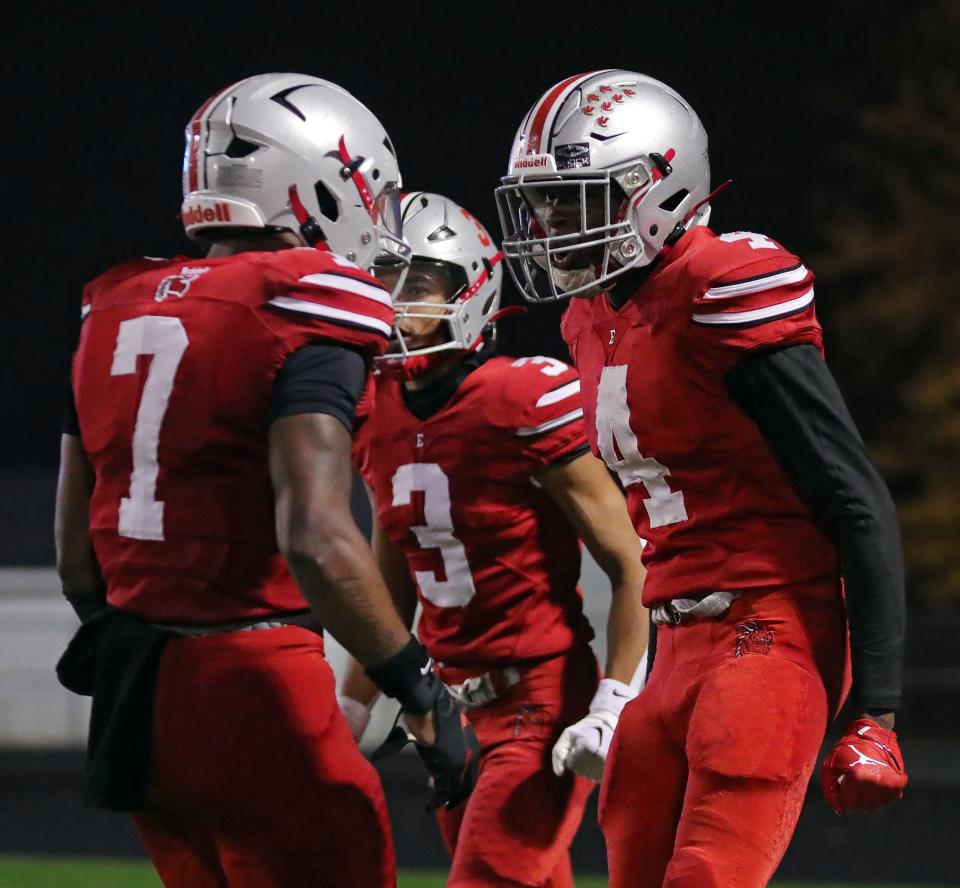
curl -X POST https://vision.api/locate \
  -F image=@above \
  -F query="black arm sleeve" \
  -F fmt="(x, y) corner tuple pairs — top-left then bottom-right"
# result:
(724, 344), (905, 712)
(270, 343), (368, 433)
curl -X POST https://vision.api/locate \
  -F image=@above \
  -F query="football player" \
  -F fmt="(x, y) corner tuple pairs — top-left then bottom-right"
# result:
(337, 191), (649, 888)
(495, 70), (908, 887)
(54, 75), (477, 888)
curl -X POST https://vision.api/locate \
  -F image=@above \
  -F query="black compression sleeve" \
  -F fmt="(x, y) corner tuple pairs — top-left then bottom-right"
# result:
(725, 344), (905, 712)
(63, 382), (80, 436)
(270, 343), (367, 433)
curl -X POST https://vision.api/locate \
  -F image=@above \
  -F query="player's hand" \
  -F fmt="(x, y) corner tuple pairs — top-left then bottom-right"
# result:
(821, 717), (907, 814)
(366, 637), (480, 809)
(552, 678), (637, 782)
(409, 686), (480, 811)
(337, 695), (372, 743)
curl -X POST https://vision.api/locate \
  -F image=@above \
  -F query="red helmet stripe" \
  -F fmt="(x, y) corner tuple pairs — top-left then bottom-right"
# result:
(338, 135), (377, 219)
(527, 72), (594, 154)
(461, 251), (504, 301)
(527, 71), (618, 155)
(186, 83), (236, 193)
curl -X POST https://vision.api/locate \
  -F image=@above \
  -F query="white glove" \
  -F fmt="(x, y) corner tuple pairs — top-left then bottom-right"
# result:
(551, 678), (637, 782)
(338, 694), (373, 743)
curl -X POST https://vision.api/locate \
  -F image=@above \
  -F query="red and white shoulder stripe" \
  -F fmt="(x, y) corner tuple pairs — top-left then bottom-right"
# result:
(268, 252), (394, 340)
(504, 357), (584, 437)
(692, 261), (815, 329)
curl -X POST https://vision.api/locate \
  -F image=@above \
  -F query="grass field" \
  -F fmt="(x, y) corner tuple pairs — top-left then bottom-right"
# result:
(0, 858), (945, 888)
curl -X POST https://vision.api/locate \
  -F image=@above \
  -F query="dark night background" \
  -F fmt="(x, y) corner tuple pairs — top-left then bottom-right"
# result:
(0, 1), (891, 466)
(1, 1), (958, 882)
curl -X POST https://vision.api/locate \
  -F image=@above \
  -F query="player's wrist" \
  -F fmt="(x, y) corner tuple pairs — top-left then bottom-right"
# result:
(590, 678), (637, 719)
(857, 711), (896, 730)
(851, 713), (896, 735)
(365, 636), (439, 715)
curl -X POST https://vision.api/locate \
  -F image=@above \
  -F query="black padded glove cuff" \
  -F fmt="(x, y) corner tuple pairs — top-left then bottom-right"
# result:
(366, 637), (439, 715)
(64, 588), (108, 623)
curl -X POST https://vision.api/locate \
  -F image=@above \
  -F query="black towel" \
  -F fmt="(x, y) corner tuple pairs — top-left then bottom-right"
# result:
(56, 608), (174, 812)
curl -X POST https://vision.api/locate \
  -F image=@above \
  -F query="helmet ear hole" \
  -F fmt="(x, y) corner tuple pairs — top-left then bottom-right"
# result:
(224, 136), (260, 158)
(658, 188), (689, 212)
(314, 181), (340, 221)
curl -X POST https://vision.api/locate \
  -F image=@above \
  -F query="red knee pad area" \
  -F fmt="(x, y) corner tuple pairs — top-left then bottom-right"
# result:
(687, 655), (828, 780)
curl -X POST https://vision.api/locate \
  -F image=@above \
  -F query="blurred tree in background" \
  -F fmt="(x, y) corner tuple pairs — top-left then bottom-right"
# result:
(813, 0), (959, 607)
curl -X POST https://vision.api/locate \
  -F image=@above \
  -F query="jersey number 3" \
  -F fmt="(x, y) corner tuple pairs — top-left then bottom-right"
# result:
(391, 463), (476, 608)
(111, 316), (188, 541)
(596, 365), (687, 528)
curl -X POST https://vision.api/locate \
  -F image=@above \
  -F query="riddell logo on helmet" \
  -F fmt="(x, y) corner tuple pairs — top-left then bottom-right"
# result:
(513, 155), (550, 170)
(181, 203), (233, 226)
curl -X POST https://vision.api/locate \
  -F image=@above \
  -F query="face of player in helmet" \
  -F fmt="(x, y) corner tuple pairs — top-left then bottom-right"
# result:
(521, 181), (619, 270)
(376, 259), (464, 353)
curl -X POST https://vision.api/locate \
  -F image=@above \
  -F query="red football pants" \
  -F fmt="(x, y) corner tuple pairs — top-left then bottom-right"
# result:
(132, 626), (395, 888)
(599, 580), (850, 888)
(436, 646), (598, 887)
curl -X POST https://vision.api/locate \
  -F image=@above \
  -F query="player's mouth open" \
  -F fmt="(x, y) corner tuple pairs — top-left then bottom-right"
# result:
(552, 242), (605, 270)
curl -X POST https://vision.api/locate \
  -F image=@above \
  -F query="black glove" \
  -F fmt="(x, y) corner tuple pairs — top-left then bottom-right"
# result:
(367, 638), (480, 810)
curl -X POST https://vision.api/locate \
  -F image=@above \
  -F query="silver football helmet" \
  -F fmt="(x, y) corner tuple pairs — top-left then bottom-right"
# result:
(377, 192), (503, 367)
(181, 73), (410, 270)
(495, 70), (710, 301)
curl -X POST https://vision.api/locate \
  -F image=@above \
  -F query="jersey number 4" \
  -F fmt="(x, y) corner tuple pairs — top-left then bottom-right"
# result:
(391, 463), (476, 608)
(596, 366), (687, 528)
(111, 316), (188, 541)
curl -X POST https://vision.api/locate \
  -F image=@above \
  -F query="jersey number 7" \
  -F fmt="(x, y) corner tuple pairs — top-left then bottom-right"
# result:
(110, 316), (188, 541)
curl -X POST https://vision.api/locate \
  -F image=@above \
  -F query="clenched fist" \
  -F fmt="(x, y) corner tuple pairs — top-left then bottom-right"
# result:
(821, 718), (907, 814)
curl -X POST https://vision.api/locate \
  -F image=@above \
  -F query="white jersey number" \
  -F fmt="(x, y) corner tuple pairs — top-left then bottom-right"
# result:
(111, 316), (189, 541)
(391, 463), (476, 608)
(596, 366), (688, 528)
(719, 231), (777, 251)
(511, 355), (568, 377)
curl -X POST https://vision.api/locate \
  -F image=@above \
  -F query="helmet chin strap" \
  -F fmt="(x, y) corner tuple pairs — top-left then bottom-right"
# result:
(551, 264), (603, 297)
(287, 184), (330, 250)
(378, 353), (438, 381)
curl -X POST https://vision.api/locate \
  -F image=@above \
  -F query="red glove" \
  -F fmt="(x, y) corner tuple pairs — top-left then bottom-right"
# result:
(821, 718), (907, 814)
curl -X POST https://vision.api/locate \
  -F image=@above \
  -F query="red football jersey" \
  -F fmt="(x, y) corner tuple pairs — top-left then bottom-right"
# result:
(353, 355), (595, 669)
(562, 227), (840, 607)
(72, 248), (393, 623)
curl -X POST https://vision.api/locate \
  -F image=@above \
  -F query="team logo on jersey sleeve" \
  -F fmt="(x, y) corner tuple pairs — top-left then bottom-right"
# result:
(155, 266), (210, 303)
